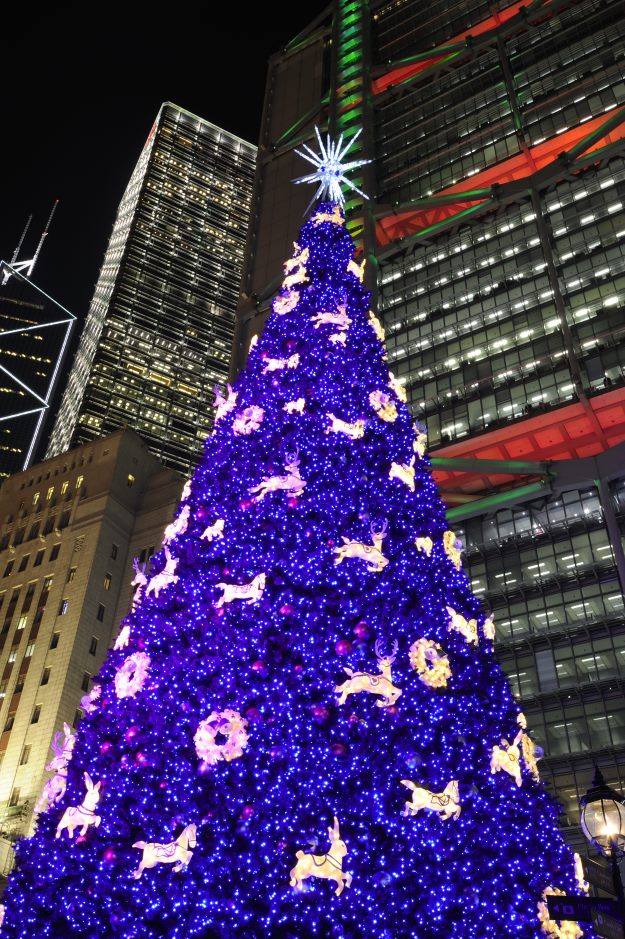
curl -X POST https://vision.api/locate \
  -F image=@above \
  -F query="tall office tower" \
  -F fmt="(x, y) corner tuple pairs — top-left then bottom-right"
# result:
(0, 263), (75, 480)
(47, 102), (256, 475)
(233, 1), (625, 849)
(0, 428), (182, 874)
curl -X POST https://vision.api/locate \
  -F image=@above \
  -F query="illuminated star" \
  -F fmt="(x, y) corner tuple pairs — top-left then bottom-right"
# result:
(294, 127), (370, 214)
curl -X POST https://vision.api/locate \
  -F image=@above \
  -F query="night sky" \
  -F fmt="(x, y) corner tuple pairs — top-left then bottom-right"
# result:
(2, 8), (325, 328)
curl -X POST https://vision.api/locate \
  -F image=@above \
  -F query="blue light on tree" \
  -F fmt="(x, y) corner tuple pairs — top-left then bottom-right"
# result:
(2, 165), (591, 937)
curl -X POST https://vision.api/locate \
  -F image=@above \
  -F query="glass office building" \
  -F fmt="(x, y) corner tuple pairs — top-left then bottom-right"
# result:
(47, 102), (256, 475)
(232, 0), (625, 848)
(0, 265), (75, 480)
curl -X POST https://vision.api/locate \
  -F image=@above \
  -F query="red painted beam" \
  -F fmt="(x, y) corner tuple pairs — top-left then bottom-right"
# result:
(376, 109), (625, 246)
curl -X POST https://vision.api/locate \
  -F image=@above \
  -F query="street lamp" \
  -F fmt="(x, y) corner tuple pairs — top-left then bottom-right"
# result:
(580, 766), (625, 936)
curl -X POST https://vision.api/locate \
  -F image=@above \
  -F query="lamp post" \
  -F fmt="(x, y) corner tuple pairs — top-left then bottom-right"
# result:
(580, 766), (625, 938)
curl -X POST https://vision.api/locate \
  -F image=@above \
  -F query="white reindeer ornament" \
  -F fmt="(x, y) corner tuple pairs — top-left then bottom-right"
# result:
(145, 547), (179, 599)
(334, 520), (389, 573)
(335, 640), (401, 707)
(55, 772), (102, 839)
(290, 817), (352, 897)
(133, 824), (197, 878)
(249, 450), (307, 501)
(491, 732), (523, 787)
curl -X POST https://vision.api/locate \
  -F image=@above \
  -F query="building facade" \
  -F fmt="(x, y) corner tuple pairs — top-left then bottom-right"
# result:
(47, 102), (256, 475)
(0, 429), (182, 873)
(232, 0), (625, 848)
(0, 263), (75, 480)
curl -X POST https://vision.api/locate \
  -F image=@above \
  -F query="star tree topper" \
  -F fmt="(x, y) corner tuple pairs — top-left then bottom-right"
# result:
(294, 127), (370, 213)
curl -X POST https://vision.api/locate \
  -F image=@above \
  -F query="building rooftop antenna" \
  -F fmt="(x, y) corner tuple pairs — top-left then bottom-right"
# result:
(2, 199), (59, 285)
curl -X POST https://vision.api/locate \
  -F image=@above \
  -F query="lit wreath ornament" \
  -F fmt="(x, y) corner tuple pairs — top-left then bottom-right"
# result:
(409, 638), (451, 689)
(115, 652), (151, 700)
(194, 709), (249, 766)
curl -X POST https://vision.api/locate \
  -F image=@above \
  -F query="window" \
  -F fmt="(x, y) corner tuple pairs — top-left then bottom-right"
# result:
(18, 555), (29, 572)
(28, 522), (40, 540)
(127, 474), (135, 487)
(21, 582), (36, 613)
(50, 544), (61, 562)
(32, 492), (40, 506)
(111, 544), (118, 560)
(46, 487), (54, 501)
(89, 636), (98, 656)
(97, 603), (105, 622)
(58, 510), (70, 529)
(50, 632), (60, 650)
(58, 598), (69, 616)
(19, 745), (31, 765)
(16, 614), (27, 631)
(76, 475), (84, 490)
(73, 708), (82, 727)
(61, 481), (68, 495)
(103, 572), (112, 591)
(3, 561), (14, 577)
(67, 567), (77, 583)
(81, 672), (91, 692)
(33, 549), (44, 567)
(8, 788), (20, 807)
(0, 680), (7, 700)
(14, 676), (24, 694)
(4, 715), (15, 732)
(40, 667), (51, 686)
(8, 649), (17, 663)
(31, 705), (41, 724)
(24, 642), (35, 658)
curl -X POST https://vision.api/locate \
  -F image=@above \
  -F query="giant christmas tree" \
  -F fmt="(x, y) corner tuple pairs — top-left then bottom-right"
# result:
(3, 134), (592, 938)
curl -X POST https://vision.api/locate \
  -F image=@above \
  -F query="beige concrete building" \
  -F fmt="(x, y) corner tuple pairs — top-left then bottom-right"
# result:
(0, 428), (183, 873)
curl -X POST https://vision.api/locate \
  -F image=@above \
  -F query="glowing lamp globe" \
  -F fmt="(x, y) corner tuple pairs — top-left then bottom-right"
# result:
(580, 766), (625, 856)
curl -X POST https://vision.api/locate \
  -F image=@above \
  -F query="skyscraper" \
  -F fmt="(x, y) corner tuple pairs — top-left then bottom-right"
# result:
(47, 102), (256, 475)
(233, 0), (625, 849)
(0, 264), (75, 481)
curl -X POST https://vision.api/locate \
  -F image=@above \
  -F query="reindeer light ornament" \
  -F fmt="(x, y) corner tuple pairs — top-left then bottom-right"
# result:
(446, 606), (479, 646)
(389, 459), (415, 491)
(215, 572), (266, 607)
(388, 372), (407, 403)
(490, 731), (523, 787)
(282, 244), (309, 291)
(401, 780), (461, 820)
(273, 290), (300, 316)
(201, 519), (225, 543)
(283, 398), (306, 414)
(249, 450), (307, 501)
(334, 520), (389, 572)
(325, 413), (366, 439)
(413, 422), (428, 459)
(55, 773), (102, 839)
(311, 204), (344, 226)
(369, 389), (397, 423)
(415, 536), (434, 557)
(290, 817), (352, 897)
(145, 547), (179, 599)
(35, 723), (76, 814)
(130, 557), (148, 610)
(368, 311), (385, 344)
(133, 824), (197, 879)
(517, 712), (542, 782)
(347, 257), (366, 283)
(443, 530), (464, 570)
(335, 640), (401, 707)
(263, 353), (300, 374)
(214, 384), (238, 423)
(114, 624), (131, 650)
(163, 504), (190, 545)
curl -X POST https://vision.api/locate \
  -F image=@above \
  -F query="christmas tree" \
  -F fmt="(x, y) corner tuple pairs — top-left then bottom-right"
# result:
(2, 134), (592, 938)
